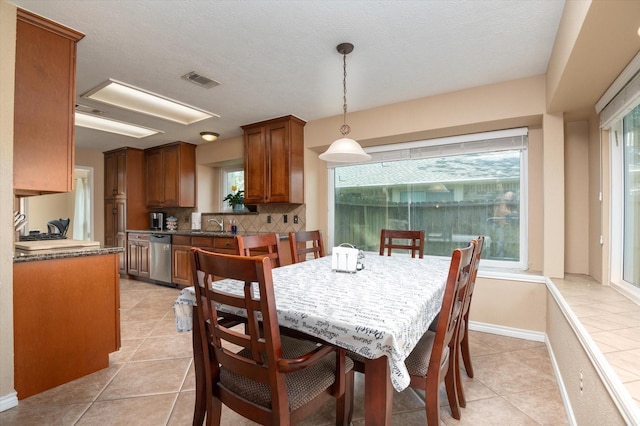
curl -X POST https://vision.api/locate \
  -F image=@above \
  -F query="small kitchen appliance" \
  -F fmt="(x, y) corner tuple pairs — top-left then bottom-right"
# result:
(149, 212), (165, 230)
(46, 218), (70, 236)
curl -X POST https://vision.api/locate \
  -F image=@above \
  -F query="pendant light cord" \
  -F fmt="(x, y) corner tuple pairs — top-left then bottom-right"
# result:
(340, 51), (351, 136)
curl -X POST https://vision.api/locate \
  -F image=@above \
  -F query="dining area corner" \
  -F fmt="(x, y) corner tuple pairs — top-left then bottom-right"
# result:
(173, 231), (487, 425)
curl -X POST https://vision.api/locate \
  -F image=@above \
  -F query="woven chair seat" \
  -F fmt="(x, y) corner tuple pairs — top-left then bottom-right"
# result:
(221, 335), (354, 411)
(403, 331), (438, 377)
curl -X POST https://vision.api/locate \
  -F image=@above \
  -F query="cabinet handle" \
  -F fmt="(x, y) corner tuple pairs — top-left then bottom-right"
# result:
(112, 189), (117, 195)
(225, 241), (230, 246)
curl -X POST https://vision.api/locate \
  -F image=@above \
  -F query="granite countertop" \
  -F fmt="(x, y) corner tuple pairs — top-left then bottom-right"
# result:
(126, 230), (290, 239)
(13, 246), (124, 263)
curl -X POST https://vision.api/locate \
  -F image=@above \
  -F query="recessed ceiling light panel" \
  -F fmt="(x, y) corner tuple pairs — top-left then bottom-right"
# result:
(81, 79), (220, 125)
(75, 111), (162, 138)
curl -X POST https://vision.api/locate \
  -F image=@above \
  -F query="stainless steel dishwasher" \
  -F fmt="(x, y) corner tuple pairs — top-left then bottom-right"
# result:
(149, 234), (173, 286)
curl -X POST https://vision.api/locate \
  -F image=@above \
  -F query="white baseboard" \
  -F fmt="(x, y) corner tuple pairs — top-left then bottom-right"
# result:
(468, 321), (546, 342)
(0, 391), (18, 412)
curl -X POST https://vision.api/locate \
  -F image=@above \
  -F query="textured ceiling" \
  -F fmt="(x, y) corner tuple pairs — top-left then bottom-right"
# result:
(10, 0), (565, 152)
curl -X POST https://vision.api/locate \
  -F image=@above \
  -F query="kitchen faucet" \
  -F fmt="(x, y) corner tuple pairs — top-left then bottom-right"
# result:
(207, 217), (224, 231)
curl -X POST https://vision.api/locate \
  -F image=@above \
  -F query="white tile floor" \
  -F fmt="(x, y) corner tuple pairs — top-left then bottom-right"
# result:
(0, 277), (572, 425)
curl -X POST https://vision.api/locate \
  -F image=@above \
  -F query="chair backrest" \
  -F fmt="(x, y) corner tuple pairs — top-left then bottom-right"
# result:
(430, 242), (474, 383)
(289, 230), (325, 263)
(190, 248), (350, 424)
(379, 229), (425, 258)
(236, 233), (282, 267)
(461, 235), (485, 322)
(190, 249), (288, 420)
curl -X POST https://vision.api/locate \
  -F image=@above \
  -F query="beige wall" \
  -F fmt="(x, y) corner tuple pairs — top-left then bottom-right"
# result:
(24, 148), (104, 243)
(565, 121), (590, 274)
(473, 278), (547, 332)
(528, 128), (544, 272)
(0, 0), (16, 404)
(76, 148), (104, 244)
(26, 191), (74, 233)
(196, 164), (217, 213)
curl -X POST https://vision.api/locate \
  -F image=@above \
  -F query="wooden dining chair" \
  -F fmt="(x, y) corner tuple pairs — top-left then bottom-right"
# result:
(379, 229), (425, 258)
(288, 230), (325, 263)
(403, 241), (474, 426)
(454, 235), (486, 407)
(190, 248), (354, 426)
(236, 233), (283, 267)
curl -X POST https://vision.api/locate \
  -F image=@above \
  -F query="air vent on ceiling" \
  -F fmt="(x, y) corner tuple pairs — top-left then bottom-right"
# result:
(181, 71), (220, 89)
(75, 103), (104, 115)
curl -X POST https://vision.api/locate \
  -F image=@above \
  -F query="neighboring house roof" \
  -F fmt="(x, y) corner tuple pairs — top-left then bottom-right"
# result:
(335, 151), (520, 188)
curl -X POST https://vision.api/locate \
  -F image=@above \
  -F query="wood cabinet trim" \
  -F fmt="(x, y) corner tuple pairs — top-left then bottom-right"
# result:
(17, 8), (85, 41)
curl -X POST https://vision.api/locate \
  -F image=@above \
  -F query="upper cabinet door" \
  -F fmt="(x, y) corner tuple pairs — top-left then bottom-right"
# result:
(266, 121), (291, 203)
(145, 142), (196, 208)
(241, 115), (305, 204)
(243, 126), (267, 204)
(13, 9), (84, 195)
(104, 150), (127, 198)
(145, 148), (164, 208)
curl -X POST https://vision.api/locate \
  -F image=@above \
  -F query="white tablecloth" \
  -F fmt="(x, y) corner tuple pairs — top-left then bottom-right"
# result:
(173, 254), (450, 392)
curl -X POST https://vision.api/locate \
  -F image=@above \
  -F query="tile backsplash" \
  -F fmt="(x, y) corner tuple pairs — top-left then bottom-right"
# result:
(163, 204), (306, 235)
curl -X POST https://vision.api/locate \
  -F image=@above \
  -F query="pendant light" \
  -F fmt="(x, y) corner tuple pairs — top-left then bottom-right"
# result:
(319, 43), (371, 163)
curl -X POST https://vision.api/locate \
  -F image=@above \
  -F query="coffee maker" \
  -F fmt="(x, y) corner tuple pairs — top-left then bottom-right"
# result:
(149, 212), (165, 231)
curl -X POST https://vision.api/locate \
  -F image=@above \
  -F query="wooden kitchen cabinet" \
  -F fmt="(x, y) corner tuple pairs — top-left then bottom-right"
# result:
(171, 235), (239, 287)
(241, 115), (305, 204)
(104, 198), (126, 271)
(127, 233), (150, 278)
(104, 148), (147, 274)
(212, 236), (238, 254)
(172, 244), (192, 287)
(145, 142), (196, 208)
(13, 9), (84, 195)
(105, 149), (127, 197)
(14, 253), (120, 399)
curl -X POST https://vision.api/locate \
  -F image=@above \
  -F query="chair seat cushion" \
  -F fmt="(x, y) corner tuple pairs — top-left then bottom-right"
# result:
(404, 331), (438, 377)
(220, 335), (353, 411)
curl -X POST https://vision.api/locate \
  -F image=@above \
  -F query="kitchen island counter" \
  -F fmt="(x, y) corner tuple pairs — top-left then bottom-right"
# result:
(13, 245), (123, 263)
(13, 248), (121, 399)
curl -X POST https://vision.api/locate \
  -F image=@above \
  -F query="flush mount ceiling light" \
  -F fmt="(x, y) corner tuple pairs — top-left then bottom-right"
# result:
(319, 42), (371, 163)
(200, 131), (219, 142)
(75, 111), (162, 138)
(81, 79), (219, 125)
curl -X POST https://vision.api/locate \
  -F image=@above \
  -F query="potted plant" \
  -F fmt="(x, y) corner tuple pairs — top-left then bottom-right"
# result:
(223, 186), (245, 211)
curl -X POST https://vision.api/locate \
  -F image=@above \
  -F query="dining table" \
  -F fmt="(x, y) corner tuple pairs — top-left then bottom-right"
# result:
(173, 253), (451, 426)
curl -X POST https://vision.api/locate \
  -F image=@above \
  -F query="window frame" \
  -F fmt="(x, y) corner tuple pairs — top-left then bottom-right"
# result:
(327, 128), (529, 270)
(609, 119), (640, 302)
(220, 166), (244, 211)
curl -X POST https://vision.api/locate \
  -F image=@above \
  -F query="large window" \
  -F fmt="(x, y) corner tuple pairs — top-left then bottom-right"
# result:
(610, 106), (640, 289)
(601, 59), (640, 296)
(328, 129), (528, 268)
